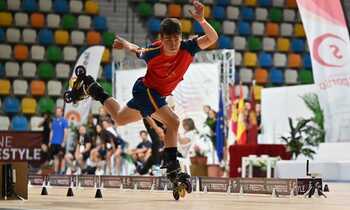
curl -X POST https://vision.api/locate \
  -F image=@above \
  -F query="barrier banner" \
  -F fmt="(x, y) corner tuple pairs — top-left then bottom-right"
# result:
(297, 178), (322, 194)
(297, 0), (350, 142)
(48, 175), (73, 187)
(101, 176), (123, 188)
(125, 176), (154, 190)
(28, 174), (45, 186)
(232, 178), (297, 195)
(27, 175), (321, 196)
(200, 177), (231, 192)
(78, 175), (96, 188)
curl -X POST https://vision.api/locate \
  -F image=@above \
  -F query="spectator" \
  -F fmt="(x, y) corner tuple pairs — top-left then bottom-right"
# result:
(137, 117), (165, 175)
(98, 107), (109, 124)
(130, 130), (152, 171)
(192, 125), (218, 164)
(86, 137), (107, 175)
(49, 107), (68, 174)
(38, 113), (51, 165)
(86, 113), (97, 139)
(178, 118), (199, 159)
(206, 109), (217, 146)
(203, 105), (211, 121)
(256, 103), (262, 134)
(74, 125), (93, 172)
(100, 117), (123, 175)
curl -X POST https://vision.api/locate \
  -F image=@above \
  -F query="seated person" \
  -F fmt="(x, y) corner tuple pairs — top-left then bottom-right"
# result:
(85, 136), (107, 175)
(74, 125), (93, 173)
(100, 117), (124, 175)
(64, 125), (91, 175)
(129, 130), (152, 170)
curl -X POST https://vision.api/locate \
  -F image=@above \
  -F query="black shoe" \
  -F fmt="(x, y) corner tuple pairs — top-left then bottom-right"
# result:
(83, 75), (105, 100)
(64, 77), (88, 104)
(82, 75), (111, 104)
(165, 160), (192, 199)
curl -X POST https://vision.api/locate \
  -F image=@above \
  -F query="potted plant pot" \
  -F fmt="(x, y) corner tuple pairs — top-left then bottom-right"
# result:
(207, 164), (223, 177)
(190, 156), (208, 176)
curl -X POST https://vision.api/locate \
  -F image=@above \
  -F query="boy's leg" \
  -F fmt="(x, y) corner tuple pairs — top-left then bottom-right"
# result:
(103, 98), (142, 125)
(83, 75), (142, 125)
(152, 106), (179, 148)
(151, 106), (180, 181)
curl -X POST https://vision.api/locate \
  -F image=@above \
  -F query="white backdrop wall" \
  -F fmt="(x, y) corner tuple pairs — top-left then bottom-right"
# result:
(297, 0), (350, 142)
(261, 84), (317, 144)
(115, 63), (220, 149)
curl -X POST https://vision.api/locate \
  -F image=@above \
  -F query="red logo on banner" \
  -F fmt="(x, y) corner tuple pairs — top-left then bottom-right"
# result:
(65, 110), (81, 123)
(312, 33), (347, 68)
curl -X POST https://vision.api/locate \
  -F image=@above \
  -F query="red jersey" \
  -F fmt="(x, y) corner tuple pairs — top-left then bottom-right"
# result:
(137, 38), (201, 96)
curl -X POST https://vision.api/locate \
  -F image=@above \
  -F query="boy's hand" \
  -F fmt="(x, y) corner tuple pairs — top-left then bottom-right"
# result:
(155, 127), (165, 141)
(189, 0), (205, 22)
(113, 35), (127, 49)
(113, 35), (142, 54)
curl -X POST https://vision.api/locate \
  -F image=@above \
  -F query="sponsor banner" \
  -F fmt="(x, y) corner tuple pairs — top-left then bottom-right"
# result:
(157, 176), (174, 190)
(48, 175), (74, 187)
(78, 175), (96, 188)
(27, 175), (322, 196)
(64, 46), (105, 126)
(0, 132), (42, 162)
(200, 177), (230, 192)
(125, 176), (155, 190)
(297, 0), (350, 142)
(297, 178), (322, 194)
(232, 178), (297, 195)
(101, 176), (124, 188)
(28, 174), (45, 186)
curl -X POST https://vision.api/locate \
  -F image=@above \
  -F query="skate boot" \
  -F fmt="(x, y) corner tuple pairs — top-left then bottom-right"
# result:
(64, 65), (88, 104)
(164, 160), (192, 200)
(64, 66), (109, 104)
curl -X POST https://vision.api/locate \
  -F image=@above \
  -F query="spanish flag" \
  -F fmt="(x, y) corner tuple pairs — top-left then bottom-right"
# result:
(229, 84), (238, 135)
(236, 84), (247, 145)
(247, 84), (258, 144)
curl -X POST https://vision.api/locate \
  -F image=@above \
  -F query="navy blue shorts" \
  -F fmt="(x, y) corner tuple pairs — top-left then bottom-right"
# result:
(127, 78), (167, 117)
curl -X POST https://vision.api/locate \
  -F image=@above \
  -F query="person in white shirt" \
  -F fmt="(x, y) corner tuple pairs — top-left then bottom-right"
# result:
(178, 118), (199, 160)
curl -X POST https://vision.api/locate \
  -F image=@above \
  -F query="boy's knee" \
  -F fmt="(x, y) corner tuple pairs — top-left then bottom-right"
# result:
(114, 117), (126, 126)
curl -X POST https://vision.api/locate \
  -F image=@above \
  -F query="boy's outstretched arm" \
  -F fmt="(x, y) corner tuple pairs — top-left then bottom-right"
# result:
(189, 0), (218, 49)
(113, 35), (142, 55)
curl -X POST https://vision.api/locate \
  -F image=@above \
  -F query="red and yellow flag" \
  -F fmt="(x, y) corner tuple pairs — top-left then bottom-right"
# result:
(236, 84), (247, 144)
(229, 84), (238, 135)
(247, 84), (258, 144)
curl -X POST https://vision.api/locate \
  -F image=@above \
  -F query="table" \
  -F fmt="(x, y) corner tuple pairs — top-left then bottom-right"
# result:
(241, 155), (280, 178)
(229, 144), (291, 177)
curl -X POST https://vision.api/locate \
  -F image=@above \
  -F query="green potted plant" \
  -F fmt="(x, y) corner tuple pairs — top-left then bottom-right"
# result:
(281, 117), (315, 159)
(281, 93), (325, 159)
(300, 93), (325, 146)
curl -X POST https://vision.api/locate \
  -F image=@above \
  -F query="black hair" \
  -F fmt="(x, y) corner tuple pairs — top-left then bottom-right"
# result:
(139, 130), (148, 136)
(160, 18), (181, 35)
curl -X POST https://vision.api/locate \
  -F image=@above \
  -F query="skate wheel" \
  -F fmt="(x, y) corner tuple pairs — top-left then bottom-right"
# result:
(173, 190), (180, 201)
(75, 65), (86, 77)
(64, 91), (74, 103)
(179, 188), (186, 198)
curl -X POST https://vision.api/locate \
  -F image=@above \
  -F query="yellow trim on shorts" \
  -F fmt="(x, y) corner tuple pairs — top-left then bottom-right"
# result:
(146, 88), (159, 110)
